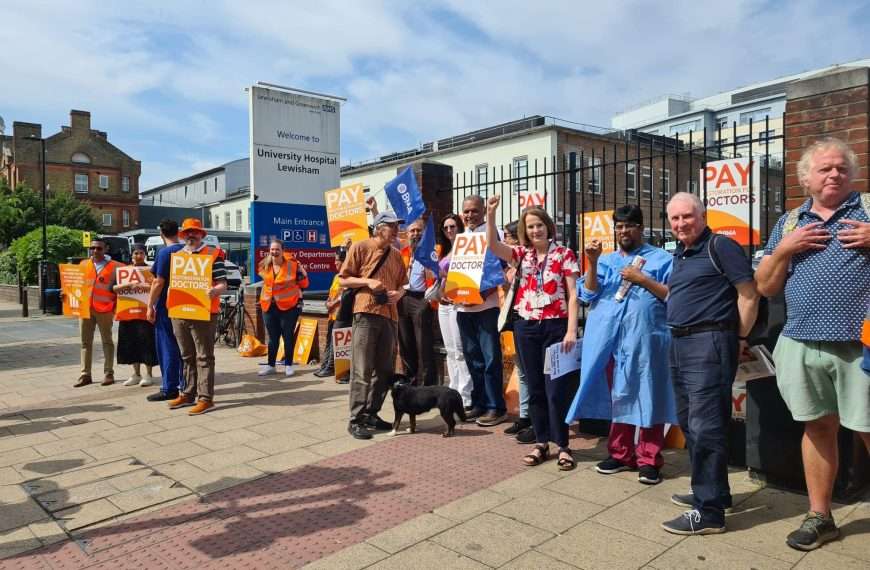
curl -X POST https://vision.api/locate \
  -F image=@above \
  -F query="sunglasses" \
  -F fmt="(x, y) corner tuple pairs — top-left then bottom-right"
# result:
(614, 223), (640, 232)
(443, 224), (457, 230)
(89, 246), (104, 251)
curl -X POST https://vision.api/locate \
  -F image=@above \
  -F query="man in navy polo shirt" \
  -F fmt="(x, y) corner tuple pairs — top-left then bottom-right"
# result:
(661, 192), (759, 536)
(756, 138), (870, 551)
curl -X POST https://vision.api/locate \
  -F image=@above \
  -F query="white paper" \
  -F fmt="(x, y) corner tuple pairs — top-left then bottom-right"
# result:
(735, 345), (776, 383)
(544, 340), (582, 378)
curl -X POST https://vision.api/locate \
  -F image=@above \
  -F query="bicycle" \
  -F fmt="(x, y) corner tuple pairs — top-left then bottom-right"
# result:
(215, 288), (246, 347)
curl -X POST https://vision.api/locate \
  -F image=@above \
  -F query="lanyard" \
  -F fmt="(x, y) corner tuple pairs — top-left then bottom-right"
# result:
(533, 244), (551, 292)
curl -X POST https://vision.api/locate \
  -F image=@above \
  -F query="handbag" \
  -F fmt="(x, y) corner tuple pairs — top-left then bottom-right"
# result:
(497, 265), (522, 333)
(336, 247), (393, 324)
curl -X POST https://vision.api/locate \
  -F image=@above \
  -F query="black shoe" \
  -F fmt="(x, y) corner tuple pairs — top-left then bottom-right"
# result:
(515, 426), (536, 444)
(464, 407), (484, 421)
(595, 457), (634, 475)
(364, 415), (392, 431)
(313, 369), (333, 378)
(147, 391), (178, 402)
(661, 510), (725, 535)
(671, 493), (733, 513)
(504, 418), (531, 435)
(638, 465), (661, 485)
(347, 422), (373, 440)
(786, 512), (839, 551)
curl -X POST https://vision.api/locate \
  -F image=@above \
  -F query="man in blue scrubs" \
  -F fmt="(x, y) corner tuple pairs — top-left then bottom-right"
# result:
(145, 219), (185, 401)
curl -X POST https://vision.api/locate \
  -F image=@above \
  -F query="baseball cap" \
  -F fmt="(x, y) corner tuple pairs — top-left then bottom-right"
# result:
(372, 211), (404, 226)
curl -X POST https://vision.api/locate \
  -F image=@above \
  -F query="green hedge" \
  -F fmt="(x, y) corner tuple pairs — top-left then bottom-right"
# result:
(5, 226), (86, 285)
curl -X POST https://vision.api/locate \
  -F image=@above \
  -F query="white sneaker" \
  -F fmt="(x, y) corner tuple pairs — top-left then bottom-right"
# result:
(285, 365), (295, 377)
(258, 365), (277, 376)
(139, 375), (154, 387)
(123, 375), (142, 386)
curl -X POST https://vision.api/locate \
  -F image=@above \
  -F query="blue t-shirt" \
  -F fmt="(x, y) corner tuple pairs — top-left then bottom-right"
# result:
(154, 243), (185, 304)
(667, 227), (753, 328)
(763, 192), (870, 341)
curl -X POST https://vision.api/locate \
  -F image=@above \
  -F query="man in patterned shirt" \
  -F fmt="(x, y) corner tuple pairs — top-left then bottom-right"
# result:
(756, 138), (870, 551)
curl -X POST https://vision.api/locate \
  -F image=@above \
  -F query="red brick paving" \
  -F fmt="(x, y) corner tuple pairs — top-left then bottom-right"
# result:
(2, 424), (596, 569)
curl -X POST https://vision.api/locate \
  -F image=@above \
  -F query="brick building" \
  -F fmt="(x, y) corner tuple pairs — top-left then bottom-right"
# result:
(0, 110), (141, 233)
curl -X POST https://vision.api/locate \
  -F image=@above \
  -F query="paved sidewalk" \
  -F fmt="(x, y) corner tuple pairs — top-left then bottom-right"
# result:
(0, 300), (867, 568)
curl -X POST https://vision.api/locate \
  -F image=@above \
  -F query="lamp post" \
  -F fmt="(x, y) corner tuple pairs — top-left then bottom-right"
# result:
(29, 135), (48, 313)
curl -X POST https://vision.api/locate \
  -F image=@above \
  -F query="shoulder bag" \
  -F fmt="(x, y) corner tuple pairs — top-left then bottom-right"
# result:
(336, 247), (393, 324)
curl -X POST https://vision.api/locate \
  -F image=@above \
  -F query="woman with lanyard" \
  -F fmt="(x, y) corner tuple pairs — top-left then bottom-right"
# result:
(258, 239), (309, 377)
(436, 213), (473, 410)
(115, 244), (159, 387)
(485, 195), (580, 470)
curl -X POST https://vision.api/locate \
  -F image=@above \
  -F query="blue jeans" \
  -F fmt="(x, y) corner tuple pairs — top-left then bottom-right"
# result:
(456, 308), (505, 414)
(155, 303), (183, 394)
(513, 350), (529, 418)
(514, 318), (578, 448)
(263, 304), (301, 367)
(669, 329), (737, 523)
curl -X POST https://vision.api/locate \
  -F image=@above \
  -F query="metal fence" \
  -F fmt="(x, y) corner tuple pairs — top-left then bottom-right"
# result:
(441, 114), (786, 255)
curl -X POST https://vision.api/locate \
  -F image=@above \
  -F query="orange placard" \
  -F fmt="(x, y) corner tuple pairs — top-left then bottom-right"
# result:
(325, 183), (369, 246)
(167, 252), (213, 321)
(332, 326), (352, 378)
(292, 317), (318, 365)
(580, 210), (614, 272)
(444, 232), (486, 304)
(702, 159), (761, 246)
(59, 263), (91, 319)
(114, 267), (153, 321)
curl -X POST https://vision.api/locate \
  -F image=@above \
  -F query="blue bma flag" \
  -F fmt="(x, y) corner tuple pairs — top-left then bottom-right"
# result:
(384, 166), (425, 226)
(413, 215), (440, 274)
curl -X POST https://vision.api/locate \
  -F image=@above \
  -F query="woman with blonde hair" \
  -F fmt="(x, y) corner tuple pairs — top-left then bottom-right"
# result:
(485, 198), (580, 470)
(257, 239), (309, 377)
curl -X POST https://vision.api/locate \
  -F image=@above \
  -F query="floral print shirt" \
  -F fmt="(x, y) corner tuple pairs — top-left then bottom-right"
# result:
(511, 242), (580, 320)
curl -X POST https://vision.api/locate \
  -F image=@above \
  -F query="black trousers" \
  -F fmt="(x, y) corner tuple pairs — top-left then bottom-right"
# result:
(670, 329), (738, 523)
(398, 294), (437, 386)
(263, 304), (301, 367)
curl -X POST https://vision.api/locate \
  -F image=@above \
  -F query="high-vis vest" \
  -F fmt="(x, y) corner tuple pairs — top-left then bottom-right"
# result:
(259, 252), (308, 312)
(81, 258), (122, 313)
(199, 246), (224, 314)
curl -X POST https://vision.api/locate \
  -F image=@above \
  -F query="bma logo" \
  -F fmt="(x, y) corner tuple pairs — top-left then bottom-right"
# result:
(397, 183), (406, 193)
(429, 251), (438, 263)
(321, 103), (336, 113)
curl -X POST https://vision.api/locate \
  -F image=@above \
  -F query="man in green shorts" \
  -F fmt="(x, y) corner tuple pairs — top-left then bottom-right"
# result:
(757, 138), (870, 551)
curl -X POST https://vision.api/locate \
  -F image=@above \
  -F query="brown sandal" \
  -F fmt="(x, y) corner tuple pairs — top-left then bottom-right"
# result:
(557, 448), (576, 471)
(523, 445), (550, 466)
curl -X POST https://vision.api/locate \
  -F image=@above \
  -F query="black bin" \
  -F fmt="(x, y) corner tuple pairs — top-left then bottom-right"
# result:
(43, 288), (62, 315)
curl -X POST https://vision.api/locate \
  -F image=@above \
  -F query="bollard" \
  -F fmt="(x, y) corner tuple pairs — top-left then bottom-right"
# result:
(21, 287), (29, 318)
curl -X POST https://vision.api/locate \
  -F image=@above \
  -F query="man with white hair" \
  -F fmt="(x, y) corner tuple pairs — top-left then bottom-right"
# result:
(661, 191), (758, 536)
(756, 138), (870, 551)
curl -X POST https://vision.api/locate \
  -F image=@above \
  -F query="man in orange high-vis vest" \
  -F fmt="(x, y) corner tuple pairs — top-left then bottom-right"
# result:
(74, 237), (123, 388)
(167, 219), (227, 415)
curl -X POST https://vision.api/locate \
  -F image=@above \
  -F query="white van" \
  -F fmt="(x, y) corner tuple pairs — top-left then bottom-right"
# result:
(145, 234), (219, 265)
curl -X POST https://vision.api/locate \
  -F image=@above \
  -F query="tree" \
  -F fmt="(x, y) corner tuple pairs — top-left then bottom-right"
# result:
(8, 225), (86, 284)
(0, 178), (99, 247)
(46, 190), (101, 233)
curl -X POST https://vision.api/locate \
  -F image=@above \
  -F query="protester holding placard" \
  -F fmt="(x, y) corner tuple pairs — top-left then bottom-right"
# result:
(166, 218), (227, 416)
(115, 244), (158, 387)
(72, 237), (123, 388)
(485, 196), (580, 470)
(257, 239), (309, 377)
(567, 205), (675, 486)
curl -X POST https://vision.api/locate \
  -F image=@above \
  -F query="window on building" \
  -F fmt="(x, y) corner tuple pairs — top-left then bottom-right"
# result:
(512, 156), (528, 193)
(641, 166), (652, 199)
(717, 118), (729, 130)
(774, 190), (783, 213)
(759, 130), (776, 141)
(71, 152), (91, 164)
(476, 164), (489, 194)
(224, 211), (230, 228)
(686, 179), (698, 194)
(739, 107), (772, 125)
(122, 209), (130, 227)
(102, 212), (112, 227)
(74, 174), (89, 193)
(98, 174), (109, 189)
(626, 164), (637, 198)
(214, 213), (219, 229)
(184, 185), (188, 199)
(236, 210), (242, 231)
(121, 176), (130, 193)
(587, 156), (602, 194)
(669, 120), (700, 136)
(736, 134), (751, 144)
(660, 169), (671, 200)
(214, 177), (219, 192)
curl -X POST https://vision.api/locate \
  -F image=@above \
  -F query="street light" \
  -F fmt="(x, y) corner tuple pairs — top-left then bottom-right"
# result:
(28, 134), (48, 313)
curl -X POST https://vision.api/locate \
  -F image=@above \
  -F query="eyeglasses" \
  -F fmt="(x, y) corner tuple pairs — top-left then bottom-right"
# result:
(614, 223), (640, 232)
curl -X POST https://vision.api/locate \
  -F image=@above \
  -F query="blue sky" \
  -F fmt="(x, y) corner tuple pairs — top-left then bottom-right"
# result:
(2, 0), (869, 190)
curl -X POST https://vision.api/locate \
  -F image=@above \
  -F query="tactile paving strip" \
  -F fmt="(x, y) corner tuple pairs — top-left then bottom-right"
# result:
(0, 425), (593, 569)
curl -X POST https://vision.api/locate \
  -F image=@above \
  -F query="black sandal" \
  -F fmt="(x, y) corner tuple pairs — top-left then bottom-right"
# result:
(557, 448), (576, 471)
(523, 445), (549, 467)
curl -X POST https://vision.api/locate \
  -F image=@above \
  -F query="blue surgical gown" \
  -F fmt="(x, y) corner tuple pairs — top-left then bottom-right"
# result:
(566, 243), (677, 427)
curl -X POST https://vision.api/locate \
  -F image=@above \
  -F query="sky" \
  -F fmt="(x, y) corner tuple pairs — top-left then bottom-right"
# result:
(2, 0), (869, 190)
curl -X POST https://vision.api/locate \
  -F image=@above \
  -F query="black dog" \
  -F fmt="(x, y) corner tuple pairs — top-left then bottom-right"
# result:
(387, 374), (466, 437)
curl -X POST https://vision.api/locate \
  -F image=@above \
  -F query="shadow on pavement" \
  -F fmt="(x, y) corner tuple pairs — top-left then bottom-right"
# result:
(0, 404), (125, 438)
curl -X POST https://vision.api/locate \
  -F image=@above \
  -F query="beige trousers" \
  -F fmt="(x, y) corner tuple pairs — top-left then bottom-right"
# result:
(172, 315), (217, 401)
(80, 311), (115, 377)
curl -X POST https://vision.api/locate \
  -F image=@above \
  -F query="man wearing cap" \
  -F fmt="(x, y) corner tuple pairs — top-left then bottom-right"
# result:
(146, 219), (186, 401)
(164, 218), (227, 415)
(339, 210), (408, 439)
(73, 237), (124, 388)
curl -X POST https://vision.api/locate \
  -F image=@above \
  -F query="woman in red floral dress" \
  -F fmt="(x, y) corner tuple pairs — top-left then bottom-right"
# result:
(485, 196), (580, 470)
